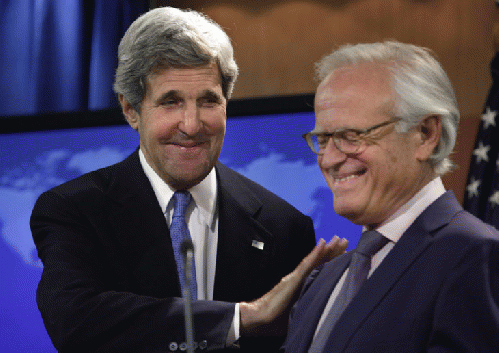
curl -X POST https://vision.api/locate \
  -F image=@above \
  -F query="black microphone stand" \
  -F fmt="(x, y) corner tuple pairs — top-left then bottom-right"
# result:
(181, 240), (195, 353)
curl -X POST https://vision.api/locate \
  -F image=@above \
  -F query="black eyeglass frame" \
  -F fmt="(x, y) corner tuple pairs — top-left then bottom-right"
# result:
(302, 117), (402, 155)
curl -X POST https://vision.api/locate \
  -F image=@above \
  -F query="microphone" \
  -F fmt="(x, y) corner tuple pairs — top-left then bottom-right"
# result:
(181, 239), (195, 353)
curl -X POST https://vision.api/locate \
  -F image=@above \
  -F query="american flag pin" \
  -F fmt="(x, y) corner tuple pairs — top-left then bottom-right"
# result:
(251, 240), (264, 250)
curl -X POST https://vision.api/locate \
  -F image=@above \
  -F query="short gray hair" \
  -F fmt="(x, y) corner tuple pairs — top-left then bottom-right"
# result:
(113, 7), (239, 110)
(315, 41), (460, 175)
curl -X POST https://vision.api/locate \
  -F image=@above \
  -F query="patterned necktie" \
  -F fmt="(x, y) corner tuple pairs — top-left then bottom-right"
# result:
(308, 230), (389, 353)
(170, 191), (198, 300)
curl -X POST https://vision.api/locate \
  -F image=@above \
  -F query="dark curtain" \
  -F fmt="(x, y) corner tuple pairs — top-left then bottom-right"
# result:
(0, 0), (148, 117)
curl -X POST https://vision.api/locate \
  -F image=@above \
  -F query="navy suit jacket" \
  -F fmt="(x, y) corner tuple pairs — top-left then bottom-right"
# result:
(31, 151), (316, 353)
(283, 192), (499, 352)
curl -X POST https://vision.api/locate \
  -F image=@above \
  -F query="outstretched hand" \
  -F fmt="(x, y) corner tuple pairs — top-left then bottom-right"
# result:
(239, 236), (348, 336)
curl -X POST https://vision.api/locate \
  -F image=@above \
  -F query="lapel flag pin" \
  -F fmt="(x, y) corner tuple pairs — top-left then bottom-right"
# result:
(251, 240), (264, 250)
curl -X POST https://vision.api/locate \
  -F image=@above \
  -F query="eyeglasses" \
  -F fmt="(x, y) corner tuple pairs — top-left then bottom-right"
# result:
(302, 118), (402, 155)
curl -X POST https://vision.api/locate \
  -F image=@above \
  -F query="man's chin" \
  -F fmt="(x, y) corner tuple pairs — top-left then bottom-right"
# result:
(334, 203), (363, 225)
(169, 169), (212, 190)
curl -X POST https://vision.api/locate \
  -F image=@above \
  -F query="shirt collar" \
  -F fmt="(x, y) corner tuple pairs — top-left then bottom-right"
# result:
(138, 149), (218, 227)
(365, 177), (446, 243)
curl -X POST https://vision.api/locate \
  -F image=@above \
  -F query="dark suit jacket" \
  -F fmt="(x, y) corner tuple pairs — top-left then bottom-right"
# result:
(283, 191), (499, 352)
(31, 151), (316, 353)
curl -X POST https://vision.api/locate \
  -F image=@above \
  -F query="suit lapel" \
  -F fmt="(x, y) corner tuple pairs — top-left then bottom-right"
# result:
(213, 163), (276, 302)
(285, 253), (352, 353)
(323, 191), (463, 352)
(104, 151), (181, 297)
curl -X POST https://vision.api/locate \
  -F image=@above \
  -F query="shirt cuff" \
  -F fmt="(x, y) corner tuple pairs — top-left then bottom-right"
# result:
(226, 303), (240, 346)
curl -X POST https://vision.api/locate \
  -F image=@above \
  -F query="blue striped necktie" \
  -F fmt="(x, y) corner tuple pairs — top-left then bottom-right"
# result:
(170, 191), (198, 300)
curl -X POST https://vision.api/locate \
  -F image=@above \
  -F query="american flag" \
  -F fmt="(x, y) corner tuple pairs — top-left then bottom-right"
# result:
(464, 52), (499, 229)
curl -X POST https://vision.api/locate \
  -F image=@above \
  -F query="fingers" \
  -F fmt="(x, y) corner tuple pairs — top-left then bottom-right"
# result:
(239, 236), (349, 336)
(307, 236), (348, 269)
(323, 235), (348, 261)
(294, 238), (326, 277)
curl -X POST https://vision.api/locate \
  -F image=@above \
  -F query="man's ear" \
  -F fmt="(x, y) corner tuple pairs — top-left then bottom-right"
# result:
(119, 94), (140, 131)
(415, 115), (442, 161)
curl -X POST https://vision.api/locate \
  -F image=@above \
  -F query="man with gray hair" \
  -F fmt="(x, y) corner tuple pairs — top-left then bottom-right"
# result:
(282, 41), (499, 352)
(30, 6), (346, 353)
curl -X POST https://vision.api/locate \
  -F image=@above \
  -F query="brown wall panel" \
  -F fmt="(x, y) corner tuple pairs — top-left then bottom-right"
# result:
(160, 0), (494, 116)
(155, 0), (494, 203)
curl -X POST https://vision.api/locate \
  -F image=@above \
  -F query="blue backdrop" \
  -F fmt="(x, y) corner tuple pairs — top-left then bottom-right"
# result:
(0, 2), (363, 351)
(0, 114), (362, 352)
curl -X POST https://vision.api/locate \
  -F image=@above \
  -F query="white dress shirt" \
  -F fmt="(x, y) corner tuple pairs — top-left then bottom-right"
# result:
(313, 177), (446, 336)
(138, 150), (239, 344)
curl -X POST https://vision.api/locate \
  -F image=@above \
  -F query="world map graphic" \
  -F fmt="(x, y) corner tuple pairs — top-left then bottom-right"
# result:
(0, 114), (361, 352)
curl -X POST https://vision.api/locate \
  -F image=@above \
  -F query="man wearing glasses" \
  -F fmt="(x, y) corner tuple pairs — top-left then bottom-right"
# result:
(282, 41), (499, 352)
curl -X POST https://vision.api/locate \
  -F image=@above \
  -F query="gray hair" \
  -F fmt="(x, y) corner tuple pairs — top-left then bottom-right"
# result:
(113, 7), (239, 110)
(315, 41), (460, 175)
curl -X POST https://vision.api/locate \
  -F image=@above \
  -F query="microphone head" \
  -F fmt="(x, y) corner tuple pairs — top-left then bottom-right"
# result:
(180, 239), (194, 256)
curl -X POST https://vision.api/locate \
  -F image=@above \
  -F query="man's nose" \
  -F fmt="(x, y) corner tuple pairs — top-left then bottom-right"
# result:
(179, 104), (202, 136)
(318, 139), (347, 168)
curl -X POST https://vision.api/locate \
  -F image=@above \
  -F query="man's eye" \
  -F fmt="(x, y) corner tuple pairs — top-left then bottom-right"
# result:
(199, 97), (219, 107)
(341, 131), (361, 143)
(163, 99), (179, 106)
(159, 96), (182, 107)
(316, 135), (330, 147)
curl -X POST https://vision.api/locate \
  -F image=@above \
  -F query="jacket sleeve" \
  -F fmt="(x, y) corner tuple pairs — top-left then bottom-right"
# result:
(31, 189), (235, 353)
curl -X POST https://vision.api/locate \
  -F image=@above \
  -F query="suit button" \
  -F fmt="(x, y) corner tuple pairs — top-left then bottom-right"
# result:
(199, 340), (208, 350)
(179, 342), (187, 351)
(168, 342), (178, 351)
